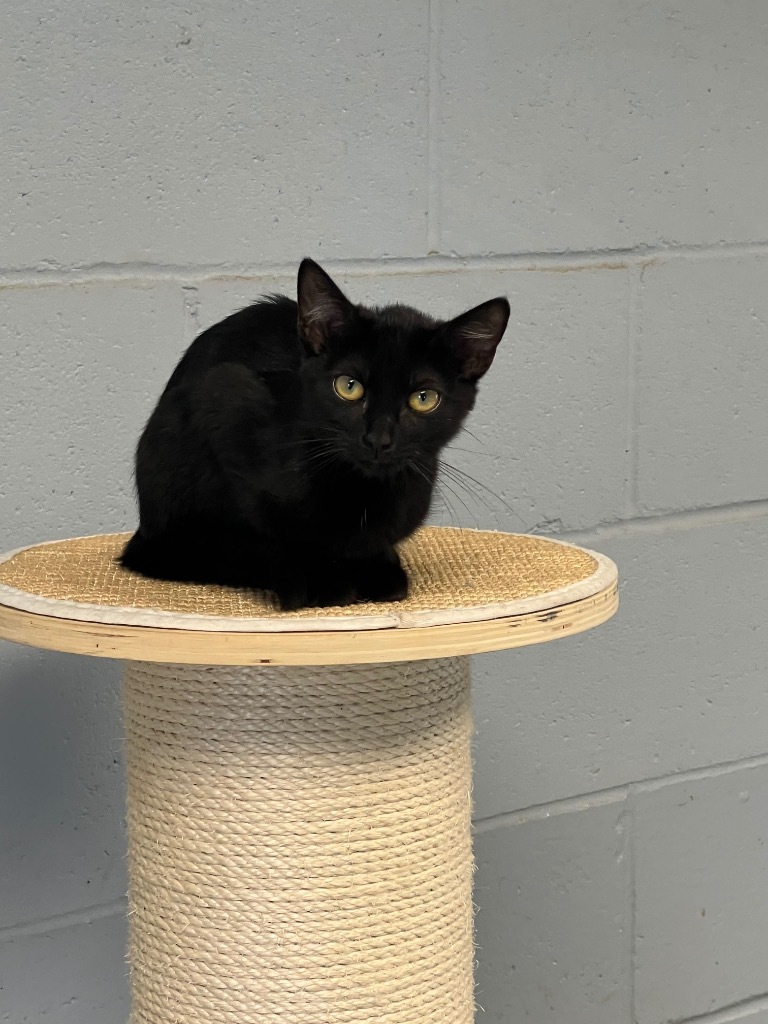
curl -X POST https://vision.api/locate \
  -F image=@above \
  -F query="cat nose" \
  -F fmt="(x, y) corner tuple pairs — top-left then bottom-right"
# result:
(363, 430), (394, 455)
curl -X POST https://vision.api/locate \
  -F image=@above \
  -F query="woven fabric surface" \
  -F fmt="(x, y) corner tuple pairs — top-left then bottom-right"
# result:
(124, 658), (473, 1023)
(0, 528), (599, 629)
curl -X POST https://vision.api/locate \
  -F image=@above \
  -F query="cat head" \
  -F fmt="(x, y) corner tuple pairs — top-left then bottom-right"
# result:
(296, 258), (509, 478)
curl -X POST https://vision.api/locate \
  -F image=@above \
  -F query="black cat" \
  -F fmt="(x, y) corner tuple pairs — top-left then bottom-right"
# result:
(120, 259), (509, 609)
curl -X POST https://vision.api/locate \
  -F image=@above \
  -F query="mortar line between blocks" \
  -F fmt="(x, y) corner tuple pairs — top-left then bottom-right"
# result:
(672, 992), (768, 1024)
(626, 265), (641, 520)
(633, 751), (768, 794)
(562, 497), (768, 545)
(626, 786), (638, 1024)
(473, 786), (630, 831)
(472, 751), (768, 832)
(2, 240), (768, 288)
(0, 897), (127, 942)
(182, 284), (200, 344)
(426, 0), (442, 254)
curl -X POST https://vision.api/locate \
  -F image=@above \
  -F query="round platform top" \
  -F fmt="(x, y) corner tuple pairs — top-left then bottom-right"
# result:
(0, 528), (617, 664)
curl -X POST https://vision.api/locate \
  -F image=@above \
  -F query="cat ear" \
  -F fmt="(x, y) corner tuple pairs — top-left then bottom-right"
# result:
(439, 297), (510, 381)
(297, 258), (353, 354)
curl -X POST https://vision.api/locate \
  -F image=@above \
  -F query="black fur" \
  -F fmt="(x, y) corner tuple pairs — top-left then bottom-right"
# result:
(120, 259), (509, 609)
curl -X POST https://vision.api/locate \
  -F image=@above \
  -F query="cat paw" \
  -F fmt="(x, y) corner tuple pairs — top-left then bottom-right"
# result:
(307, 581), (358, 608)
(355, 557), (409, 603)
(273, 577), (357, 611)
(272, 582), (309, 612)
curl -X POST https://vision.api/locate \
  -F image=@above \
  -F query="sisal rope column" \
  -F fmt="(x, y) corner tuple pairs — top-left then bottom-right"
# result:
(123, 658), (474, 1024)
(0, 529), (618, 1022)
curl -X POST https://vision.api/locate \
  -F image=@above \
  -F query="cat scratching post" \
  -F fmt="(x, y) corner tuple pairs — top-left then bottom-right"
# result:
(0, 527), (617, 1024)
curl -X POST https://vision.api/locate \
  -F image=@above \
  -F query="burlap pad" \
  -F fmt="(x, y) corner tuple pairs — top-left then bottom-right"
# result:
(0, 527), (614, 632)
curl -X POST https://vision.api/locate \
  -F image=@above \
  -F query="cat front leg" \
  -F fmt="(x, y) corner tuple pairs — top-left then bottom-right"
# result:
(271, 553), (358, 611)
(271, 543), (408, 610)
(304, 556), (360, 608)
(353, 546), (409, 604)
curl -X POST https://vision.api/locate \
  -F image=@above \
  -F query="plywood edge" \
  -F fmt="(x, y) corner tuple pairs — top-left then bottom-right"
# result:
(0, 580), (618, 665)
(0, 538), (616, 633)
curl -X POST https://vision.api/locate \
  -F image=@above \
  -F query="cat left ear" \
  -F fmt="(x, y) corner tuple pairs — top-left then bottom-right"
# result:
(297, 258), (354, 354)
(440, 297), (510, 381)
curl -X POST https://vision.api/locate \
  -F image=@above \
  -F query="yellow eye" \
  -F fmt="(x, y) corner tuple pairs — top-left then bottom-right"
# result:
(408, 388), (441, 413)
(333, 375), (365, 402)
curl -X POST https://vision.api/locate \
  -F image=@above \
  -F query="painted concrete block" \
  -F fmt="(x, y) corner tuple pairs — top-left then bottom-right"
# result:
(474, 798), (630, 1024)
(0, 646), (126, 928)
(636, 255), (768, 513)
(3, 0), (429, 268)
(437, 1), (768, 254)
(0, 282), (184, 545)
(634, 765), (768, 1024)
(0, 911), (129, 1024)
(473, 516), (768, 819)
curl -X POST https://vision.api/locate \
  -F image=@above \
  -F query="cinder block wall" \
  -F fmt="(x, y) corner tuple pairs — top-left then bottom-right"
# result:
(2, 4), (767, 1023)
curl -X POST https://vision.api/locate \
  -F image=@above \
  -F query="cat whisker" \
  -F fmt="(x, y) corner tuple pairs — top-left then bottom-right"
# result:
(280, 443), (340, 466)
(444, 445), (489, 457)
(437, 473), (506, 529)
(300, 450), (343, 470)
(409, 457), (468, 530)
(272, 432), (346, 450)
(435, 472), (481, 528)
(438, 463), (498, 516)
(408, 458), (432, 487)
(432, 487), (461, 529)
(459, 426), (487, 448)
(271, 439), (326, 449)
(436, 478), (475, 530)
(438, 460), (528, 529)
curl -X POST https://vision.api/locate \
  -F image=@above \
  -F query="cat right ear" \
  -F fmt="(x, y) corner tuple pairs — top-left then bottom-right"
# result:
(439, 297), (510, 382)
(297, 258), (353, 354)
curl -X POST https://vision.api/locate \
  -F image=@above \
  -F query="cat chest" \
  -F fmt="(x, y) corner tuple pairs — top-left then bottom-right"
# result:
(307, 480), (404, 540)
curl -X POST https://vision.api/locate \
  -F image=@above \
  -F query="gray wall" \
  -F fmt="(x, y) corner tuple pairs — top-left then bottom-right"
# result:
(2, 3), (767, 1023)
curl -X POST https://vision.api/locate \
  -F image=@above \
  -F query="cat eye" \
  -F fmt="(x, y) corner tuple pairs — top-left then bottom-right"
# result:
(408, 388), (441, 414)
(333, 375), (365, 402)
